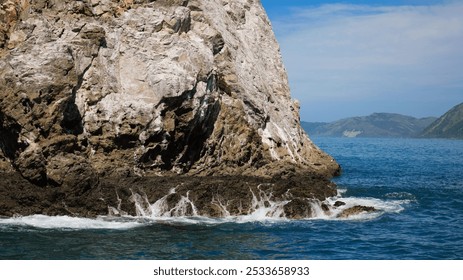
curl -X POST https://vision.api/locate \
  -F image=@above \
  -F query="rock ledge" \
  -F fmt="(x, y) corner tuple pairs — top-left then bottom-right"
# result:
(1, 0), (340, 218)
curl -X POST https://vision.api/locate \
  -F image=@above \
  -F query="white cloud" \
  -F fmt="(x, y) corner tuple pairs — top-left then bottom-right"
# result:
(272, 2), (463, 120)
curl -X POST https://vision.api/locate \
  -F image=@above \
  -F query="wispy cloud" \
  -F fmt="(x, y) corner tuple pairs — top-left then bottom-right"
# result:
(272, 2), (463, 121)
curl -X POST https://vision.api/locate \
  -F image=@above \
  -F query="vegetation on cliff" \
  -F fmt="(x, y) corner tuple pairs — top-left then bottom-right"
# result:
(420, 103), (463, 139)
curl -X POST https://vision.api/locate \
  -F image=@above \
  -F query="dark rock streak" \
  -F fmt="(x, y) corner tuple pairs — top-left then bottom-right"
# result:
(0, 0), (340, 219)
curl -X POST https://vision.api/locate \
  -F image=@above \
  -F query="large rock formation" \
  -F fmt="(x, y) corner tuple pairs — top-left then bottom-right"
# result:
(0, 0), (340, 218)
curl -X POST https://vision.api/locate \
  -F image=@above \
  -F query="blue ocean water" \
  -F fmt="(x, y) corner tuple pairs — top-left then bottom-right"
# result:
(0, 137), (462, 260)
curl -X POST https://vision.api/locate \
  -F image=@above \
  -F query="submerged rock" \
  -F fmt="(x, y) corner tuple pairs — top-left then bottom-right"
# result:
(337, 206), (377, 219)
(334, 200), (346, 207)
(0, 0), (340, 218)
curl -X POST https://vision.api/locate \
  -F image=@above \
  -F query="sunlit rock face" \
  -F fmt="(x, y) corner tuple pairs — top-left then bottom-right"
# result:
(0, 0), (340, 218)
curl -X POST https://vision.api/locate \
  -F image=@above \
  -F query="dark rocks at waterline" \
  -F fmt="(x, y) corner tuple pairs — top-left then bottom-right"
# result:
(337, 205), (377, 219)
(0, 0), (347, 221)
(0, 0), (342, 220)
(0, 171), (337, 219)
(334, 201), (346, 207)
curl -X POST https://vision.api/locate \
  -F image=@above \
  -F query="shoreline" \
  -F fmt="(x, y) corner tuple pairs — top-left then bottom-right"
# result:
(0, 170), (338, 219)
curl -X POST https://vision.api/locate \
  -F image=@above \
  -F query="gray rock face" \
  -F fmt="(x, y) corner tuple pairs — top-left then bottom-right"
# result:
(0, 0), (340, 218)
(1, 0), (339, 181)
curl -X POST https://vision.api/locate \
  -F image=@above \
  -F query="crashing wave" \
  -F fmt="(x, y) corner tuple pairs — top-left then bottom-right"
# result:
(0, 188), (412, 229)
(112, 187), (410, 222)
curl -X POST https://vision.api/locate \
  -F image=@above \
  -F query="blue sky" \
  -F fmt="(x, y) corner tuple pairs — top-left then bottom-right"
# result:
(261, 0), (463, 122)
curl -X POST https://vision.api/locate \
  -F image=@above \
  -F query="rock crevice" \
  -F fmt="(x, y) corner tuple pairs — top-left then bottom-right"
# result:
(0, 0), (340, 218)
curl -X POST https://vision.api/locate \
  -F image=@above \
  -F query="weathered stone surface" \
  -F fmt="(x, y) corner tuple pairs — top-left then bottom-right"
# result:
(0, 0), (341, 218)
(0, 171), (337, 218)
(337, 205), (377, 219)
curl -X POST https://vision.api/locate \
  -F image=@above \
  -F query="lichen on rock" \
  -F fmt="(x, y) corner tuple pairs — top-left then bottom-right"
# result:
(0, 0), (340, 218)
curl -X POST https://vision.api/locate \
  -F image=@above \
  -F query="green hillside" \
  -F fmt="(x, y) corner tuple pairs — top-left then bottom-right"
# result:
(303, 113), (436, 138)
(421, 103), (463, 139)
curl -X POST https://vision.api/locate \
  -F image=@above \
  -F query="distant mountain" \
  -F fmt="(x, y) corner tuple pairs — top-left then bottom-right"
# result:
(301, 122), (328, 133)
(420, 103), (463, 139)
(302, 113), (437, 138)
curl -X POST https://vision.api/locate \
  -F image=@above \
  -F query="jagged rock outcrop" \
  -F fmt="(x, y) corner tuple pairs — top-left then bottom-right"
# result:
(336, 205), (377, 219)
(0, 0), (340, 218)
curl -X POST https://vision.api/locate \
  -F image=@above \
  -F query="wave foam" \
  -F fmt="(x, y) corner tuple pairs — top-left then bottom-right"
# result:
(0, 215), (146, 230)
(322, 195), (411, 220)
(0, 191), (412, 229)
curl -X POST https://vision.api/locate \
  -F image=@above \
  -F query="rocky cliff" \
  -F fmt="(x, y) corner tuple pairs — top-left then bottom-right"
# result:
(0, 0), (340, 218)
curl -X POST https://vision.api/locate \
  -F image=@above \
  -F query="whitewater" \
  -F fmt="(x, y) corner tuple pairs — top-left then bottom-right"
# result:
(1, 137), (462, 259)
